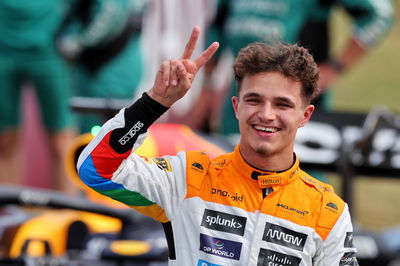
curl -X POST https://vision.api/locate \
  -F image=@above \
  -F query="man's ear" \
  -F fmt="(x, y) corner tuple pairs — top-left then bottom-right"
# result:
(299, 104), (314, 128)
(232, 96), (239, 120)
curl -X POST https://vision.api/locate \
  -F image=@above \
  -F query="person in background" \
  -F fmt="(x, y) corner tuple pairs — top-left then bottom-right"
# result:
(135, 0), (217, 130)
(299, 0), (394, 110)
(58, 0), (147, 134)
(77, 26), (358, 265)
(0, 0), (77, 194)
(205, 0), (394, 135)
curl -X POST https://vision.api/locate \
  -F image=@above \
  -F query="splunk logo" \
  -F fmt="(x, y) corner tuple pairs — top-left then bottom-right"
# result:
(258, 249), (301, 266)
(200, 234), (242, 261)
(211, 188), (244, 202)
(201, 209), (247, 236)
(263, 223), (307, 251)
(118, 121), (144, 145)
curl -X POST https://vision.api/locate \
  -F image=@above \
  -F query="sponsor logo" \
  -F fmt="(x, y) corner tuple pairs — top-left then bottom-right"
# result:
(118, 121), (144, 145)
(262, 223), (307, 251)
(211, 159), (226, 167)
(211, 188), (244, 202)
(344, 232), (354, 248)
(199, 234), (242, 261)
(276, 203), (309, 216)
(258, 249), (301, 266)
(192, 162), (204, 172)
(303, 177), (333, 192)
(325, 202), (339, 213)
(258, 176), (282, 186)
(326, 202), (338, 210)
(201, 209), (247, 236)
(340, 252), (358, 266)
(151, 157), (172, 172)
(197, 259), (221, 266)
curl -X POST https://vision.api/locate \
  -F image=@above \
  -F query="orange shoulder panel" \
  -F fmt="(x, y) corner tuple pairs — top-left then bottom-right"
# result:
(185, 151), (212, 198)
(300, 173), (345, 240)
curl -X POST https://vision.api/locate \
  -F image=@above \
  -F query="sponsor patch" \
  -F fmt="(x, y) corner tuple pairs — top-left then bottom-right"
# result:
(262, 222), (307, 251)
(325, 202), (339, 213)
(276, 203), (309, 216)
(326, 202), (338, 210)
(118, 121), (144, 145)
(197, 259), (221, 266)
(344, 232), (354, 248)
(211, 159), (226, 168)
(199, 234), (242, 261)
(192, 162), (204, 172)
(201, 209), (247, 236)
(258, 249), (301, 266)
(211, 188), (244, 202)
(340, 252), (358, 266)
(258, 175), (282, 186)
(151, 157), (172, 172)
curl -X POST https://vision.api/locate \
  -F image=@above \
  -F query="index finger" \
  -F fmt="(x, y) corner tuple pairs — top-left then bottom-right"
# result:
(194, 41), (220, 69)
(181, 26), (200, 60)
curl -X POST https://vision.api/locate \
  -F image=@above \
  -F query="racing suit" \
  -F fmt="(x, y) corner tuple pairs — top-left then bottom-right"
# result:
(78, 93), (358, 265)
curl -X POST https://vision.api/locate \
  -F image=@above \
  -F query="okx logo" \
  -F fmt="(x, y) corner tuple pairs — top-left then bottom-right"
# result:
(263, 222), (307, 251)
(258, 249), (301, 266)
(201, 209), (247, 236)
(197, 259), (221, 266)
(200, 234), (242, 261)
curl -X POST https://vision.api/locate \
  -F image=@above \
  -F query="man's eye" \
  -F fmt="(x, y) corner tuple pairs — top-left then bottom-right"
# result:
(277, 103), (292, 108)
(246, 98), (259, 103)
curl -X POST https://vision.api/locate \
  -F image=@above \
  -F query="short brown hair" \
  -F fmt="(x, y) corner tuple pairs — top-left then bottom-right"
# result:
(233, 42), (319, 103)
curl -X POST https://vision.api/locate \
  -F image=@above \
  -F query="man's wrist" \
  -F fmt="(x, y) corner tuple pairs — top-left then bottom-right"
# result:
(147, 90), (174, 108)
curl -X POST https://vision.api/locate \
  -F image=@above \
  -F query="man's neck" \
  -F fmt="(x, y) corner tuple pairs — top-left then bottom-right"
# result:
(239, 146), (295, 172)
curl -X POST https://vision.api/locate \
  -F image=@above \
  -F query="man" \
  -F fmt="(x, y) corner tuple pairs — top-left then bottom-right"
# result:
(0, 0), (77, 194)
(299, 0), (394, 110)
(206, 0), (394, 134)
(77, 27), (358, 265)
(58, 0), (147, 134)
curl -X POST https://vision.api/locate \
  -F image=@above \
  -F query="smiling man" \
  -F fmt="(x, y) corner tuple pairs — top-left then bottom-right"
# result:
(77, 27), (358, 265)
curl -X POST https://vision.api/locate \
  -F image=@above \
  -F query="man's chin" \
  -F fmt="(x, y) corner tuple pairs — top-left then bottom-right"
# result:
(254, 145), (270, 156)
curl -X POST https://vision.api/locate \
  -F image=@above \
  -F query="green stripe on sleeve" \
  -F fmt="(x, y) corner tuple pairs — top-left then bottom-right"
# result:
(96, 188), (155, 206)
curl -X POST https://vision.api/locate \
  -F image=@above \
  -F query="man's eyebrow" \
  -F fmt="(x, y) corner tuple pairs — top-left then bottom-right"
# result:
(276, 96), (295, 106)
(242, 92), (262, 98)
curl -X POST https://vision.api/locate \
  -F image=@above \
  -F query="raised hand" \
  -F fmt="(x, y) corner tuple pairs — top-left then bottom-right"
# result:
(148, 26), (219, 107)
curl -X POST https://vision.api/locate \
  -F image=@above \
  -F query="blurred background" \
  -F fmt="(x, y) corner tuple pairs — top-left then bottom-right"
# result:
(330, 1), (399, 231)
(0, 0), (399, 264)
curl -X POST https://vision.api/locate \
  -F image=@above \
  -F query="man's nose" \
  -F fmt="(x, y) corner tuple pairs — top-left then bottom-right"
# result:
(259, 103), (276, 120)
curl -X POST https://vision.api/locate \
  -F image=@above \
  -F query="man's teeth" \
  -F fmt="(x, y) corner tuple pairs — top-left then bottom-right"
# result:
(254, 125), (278, 132)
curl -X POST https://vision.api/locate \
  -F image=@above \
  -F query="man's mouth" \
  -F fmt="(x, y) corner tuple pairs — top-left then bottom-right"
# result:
(253, 125), (278, 133)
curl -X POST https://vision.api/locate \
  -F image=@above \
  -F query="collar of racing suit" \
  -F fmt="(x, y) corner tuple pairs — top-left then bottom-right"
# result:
(231, 145), (299, 189)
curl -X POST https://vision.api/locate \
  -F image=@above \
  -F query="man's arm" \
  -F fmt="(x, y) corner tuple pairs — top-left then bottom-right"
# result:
(76, 26), (219, 218)
(318, 0), (394, 90)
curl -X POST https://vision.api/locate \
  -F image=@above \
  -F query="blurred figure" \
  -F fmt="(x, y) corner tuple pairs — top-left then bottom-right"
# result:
(299, 0), (394, 110)
(135, 0), (217, 129)
(58, 0), (147, 133)
(0, 1), (77, 194)
(207, 0), (394, 135)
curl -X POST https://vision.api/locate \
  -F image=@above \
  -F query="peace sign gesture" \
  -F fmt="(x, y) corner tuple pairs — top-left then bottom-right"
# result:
(148, 26), (219, 107)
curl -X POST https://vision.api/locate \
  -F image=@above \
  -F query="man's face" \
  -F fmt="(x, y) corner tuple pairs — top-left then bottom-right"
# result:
(233, 72), (314, 163)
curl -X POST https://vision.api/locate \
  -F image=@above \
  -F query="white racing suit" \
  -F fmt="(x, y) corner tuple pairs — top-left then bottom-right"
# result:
(77, 93), (358, 265)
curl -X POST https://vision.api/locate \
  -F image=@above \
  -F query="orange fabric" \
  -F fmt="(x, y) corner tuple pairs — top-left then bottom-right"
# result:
(185, 145), (344, 240)
(131, 204), (170, 223)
